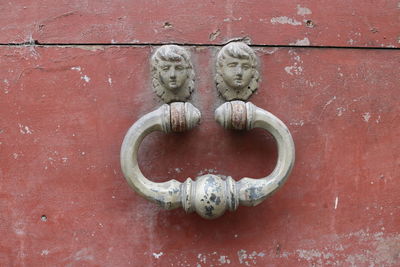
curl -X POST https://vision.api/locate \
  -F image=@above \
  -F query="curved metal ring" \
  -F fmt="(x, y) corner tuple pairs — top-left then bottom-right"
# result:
(120, 102), (201, 210)
(120, 101), (295, 219)
(214, 101), (295, 207)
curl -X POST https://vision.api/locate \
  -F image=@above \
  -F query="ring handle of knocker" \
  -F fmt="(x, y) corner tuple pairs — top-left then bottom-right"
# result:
(120, 100), (295, 219)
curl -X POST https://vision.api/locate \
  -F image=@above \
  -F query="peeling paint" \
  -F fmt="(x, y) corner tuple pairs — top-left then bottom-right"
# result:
(290, 37), (310, 46)
(270, 16), (302, 26)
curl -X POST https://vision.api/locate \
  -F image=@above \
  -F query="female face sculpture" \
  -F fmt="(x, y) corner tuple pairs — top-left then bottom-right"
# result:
(151, 45), (195, 103)
(216, 42), (259, 101)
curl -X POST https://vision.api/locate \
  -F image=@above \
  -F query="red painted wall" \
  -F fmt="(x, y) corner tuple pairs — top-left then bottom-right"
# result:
(1, 1), (399, 266)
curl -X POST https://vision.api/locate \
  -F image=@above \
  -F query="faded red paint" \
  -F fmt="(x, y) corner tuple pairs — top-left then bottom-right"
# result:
(1, 1), (400, 266)
(0, 1), (399, 47)
(1, 46), (399, 266)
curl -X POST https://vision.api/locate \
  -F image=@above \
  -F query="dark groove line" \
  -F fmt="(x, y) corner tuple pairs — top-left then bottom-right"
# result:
(0, 41), (398, 50)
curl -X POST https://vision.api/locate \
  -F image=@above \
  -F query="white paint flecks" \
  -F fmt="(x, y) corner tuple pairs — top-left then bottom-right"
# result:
(336, 107), (346, 117)
(197, 168), (218, 176)
(81, 75), (91, 83)
(296, 249), (334, 262)
(284, 50), (304, 75)
(270, 16), (302, 26)
(290, 37), (310, 46)
(197, 253), (207, 264)
(375, 115), (381, 124)
(108, 77), (113, 86)
(362, 112), (371, 122)
(290, 120), (304, 127)
(237, 250), (265, 266)
(284, 66), (303, 75)
(237, 250), (249, 266)
(71, 66), (91, 84)
(152, 252), (163, 259)
(218, 255), (231, 264)
(297, 5), (312, 16)
(41, 250), (49, 256)
(18, 123), (33, 134)
(334, 196), (339, 210)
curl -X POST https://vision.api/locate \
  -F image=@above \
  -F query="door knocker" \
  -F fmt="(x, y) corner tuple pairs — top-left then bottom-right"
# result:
(120, 43), (295, 219)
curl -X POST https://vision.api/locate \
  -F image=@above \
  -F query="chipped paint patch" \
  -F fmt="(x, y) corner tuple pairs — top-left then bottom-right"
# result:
(81, 75), (91, 83)
(41, 250), (49, 256)
(218, 255), (231, 264)
(336, 107), (346, 116)
(362, 112), (371, 122)
(284, 66), (303, 75)
(71, 66), (91, 84)
(18, 123), (33, 134)
(237, 249), (265, 266)
(290, 37), (310, 46)
(270, 16), (302, 26)
(297, 5), (312, 16)
(152, 252), (164, 259)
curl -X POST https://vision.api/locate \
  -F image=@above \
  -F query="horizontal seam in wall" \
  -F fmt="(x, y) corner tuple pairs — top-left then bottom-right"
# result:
(0, 41), (398, 50)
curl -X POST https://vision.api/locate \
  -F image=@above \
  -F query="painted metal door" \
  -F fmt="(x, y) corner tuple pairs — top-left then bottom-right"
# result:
(1, 1), (399, 266)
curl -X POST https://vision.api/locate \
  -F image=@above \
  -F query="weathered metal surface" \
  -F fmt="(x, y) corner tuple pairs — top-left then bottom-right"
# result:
(1, 46), (400, 265)
(215, 42), (259, 101)
(0, 1), (399, 47)
(151, 45), (195, 103)
(121, 99), (294, 219)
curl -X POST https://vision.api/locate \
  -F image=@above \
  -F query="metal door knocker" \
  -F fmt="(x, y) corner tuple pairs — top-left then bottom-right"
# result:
(120, 43), (295, 219)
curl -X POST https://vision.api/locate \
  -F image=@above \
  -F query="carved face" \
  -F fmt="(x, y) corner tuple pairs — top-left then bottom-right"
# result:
(158, 60), (188, 91)
(220, 55), (254, 91)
